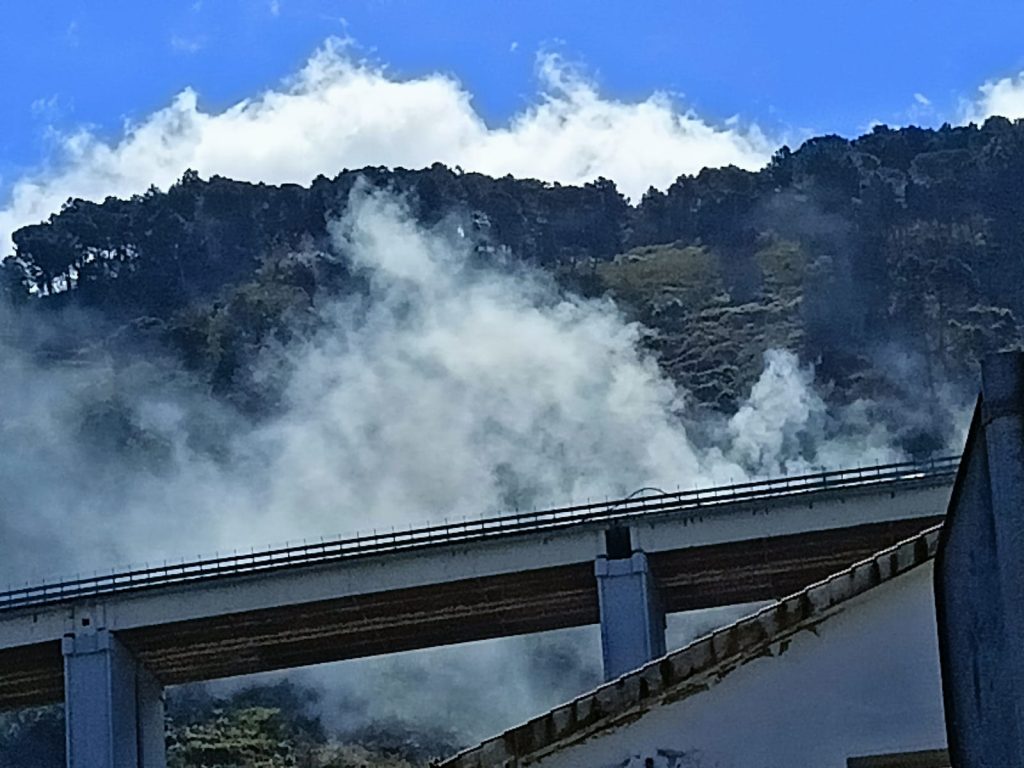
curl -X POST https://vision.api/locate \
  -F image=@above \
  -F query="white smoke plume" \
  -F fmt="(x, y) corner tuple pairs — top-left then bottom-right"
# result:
(289, 626), (605, 743)
(0, 38), (775, 254)
(724, 349), (897, 476)
(286, 601), (767, 744)
(1, 185), (893, 582)
(0, 185), (902, 742)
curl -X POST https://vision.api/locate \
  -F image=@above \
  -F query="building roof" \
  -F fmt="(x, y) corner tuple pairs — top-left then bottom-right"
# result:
(441, 522), (943, 768)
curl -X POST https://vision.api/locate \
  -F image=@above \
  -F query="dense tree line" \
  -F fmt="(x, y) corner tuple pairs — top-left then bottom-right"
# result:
(6, 118), (1024, 413)
(2, 166), (629, 310)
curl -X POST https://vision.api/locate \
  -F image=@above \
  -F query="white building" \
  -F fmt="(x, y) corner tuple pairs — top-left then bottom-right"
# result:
(443, 524), (949, 768)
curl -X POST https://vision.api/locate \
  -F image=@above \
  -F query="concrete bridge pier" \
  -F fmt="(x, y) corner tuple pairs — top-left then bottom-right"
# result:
(595, 527), (666, 680)
(62, 629), (166, 768)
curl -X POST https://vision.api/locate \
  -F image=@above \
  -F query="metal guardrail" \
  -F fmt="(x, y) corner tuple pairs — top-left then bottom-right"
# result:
(0, 455), (960, 613)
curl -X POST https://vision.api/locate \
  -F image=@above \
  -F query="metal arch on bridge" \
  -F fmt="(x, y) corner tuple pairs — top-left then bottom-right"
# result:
(0, 457), (959, 768)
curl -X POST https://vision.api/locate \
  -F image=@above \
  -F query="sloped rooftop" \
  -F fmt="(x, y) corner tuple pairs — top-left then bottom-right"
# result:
(441, 522), (942, 767)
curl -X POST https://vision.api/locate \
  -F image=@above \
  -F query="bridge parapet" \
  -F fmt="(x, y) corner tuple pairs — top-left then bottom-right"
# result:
(0, 456), (960, 615)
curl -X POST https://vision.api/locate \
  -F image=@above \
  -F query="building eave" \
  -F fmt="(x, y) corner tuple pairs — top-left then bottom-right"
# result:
(442, 522), (943, 767)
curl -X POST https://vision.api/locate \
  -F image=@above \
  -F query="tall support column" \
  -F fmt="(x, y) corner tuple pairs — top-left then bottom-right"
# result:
(595, 543), (666, 681)
(62, 629), (167, 768)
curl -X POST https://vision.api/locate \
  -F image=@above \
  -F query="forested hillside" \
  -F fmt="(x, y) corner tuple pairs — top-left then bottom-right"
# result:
(5, 118), (1023, 445)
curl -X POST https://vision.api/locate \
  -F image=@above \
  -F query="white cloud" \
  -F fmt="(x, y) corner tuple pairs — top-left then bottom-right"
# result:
(913, 92), (931, 106)
(170, 34), (204, 54)
(29, 94), (62, 120)
(963, 71), (1024, 122)
(0, 38), (775, 254)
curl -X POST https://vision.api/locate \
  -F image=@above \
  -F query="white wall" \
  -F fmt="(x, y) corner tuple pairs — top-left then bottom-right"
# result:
(539, 563), (947, 768)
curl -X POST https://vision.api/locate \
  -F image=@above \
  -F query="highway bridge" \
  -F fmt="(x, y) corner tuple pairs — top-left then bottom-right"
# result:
(0, 457), (958, 767)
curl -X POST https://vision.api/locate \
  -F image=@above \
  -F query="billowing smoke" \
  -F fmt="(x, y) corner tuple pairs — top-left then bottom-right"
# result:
(0, 313), (254, 584)
(255, 187), (906, 546)
(279, 601), (770, 744)
(723, 349), (898, 476)
(289, 626), (605, 744)
(0, 184), (908, 742)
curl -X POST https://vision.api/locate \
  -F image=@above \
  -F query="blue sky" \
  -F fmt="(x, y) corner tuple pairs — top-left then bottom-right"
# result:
(3, 0), (1024, 243)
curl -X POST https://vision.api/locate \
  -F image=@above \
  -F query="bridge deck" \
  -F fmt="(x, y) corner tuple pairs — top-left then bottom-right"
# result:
(0, 458), (957, 709)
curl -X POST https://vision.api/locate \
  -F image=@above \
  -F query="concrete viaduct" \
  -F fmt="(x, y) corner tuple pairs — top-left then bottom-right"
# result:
(0, 457), (958, 767)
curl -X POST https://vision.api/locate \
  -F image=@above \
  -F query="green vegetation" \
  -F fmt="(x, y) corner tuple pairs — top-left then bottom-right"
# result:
(596, 243), (726, 307)
(7, 121), (1024, 421)
(0, 683), (458, 768)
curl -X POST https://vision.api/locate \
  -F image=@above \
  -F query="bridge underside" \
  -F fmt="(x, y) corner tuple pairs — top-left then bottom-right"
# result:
(0, 516), (940, 710)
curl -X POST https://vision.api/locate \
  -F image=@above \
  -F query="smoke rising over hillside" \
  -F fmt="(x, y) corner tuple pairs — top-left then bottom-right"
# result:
(0, 183), (943, 752)
(0, 184), (904, 586)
